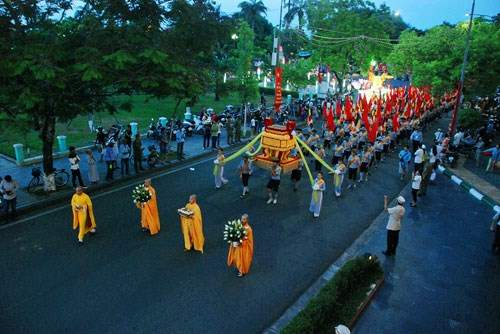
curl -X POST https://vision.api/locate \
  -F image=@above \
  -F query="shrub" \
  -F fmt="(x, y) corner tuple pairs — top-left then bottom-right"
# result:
(282, 255), (383, 334)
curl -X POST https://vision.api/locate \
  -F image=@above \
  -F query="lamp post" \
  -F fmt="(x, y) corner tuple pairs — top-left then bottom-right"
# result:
(449, 0), (475, 137)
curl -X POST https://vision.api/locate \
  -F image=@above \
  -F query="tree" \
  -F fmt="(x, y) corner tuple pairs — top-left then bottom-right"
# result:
(230, 21), (259, 106)
(282, 58), (315, 89)
(304, 0), (408, 79)
(237, 0), (267, 31)
(0, 1), (176, 173)
(386, 20), (499, 96)
(284, 0), (307, 30)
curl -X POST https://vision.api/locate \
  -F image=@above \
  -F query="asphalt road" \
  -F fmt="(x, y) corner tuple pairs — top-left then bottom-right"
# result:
(0, 144), (417, 334)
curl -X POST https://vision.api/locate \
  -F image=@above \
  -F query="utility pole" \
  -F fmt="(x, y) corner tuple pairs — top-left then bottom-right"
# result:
(449, 0), (475, 137)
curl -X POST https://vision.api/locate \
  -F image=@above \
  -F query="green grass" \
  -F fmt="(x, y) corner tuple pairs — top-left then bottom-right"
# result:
(0, 93), (259, 158)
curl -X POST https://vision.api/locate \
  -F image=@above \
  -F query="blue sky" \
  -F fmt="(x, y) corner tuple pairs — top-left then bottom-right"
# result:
(216, 0), (499, 30)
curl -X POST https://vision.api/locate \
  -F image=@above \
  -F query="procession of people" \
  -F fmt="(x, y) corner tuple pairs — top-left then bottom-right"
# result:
(68, 86), (458, 277)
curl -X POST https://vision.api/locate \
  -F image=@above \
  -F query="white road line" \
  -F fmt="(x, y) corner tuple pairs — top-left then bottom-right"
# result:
(451, 175), (463, 185)
(469, 188), (484, 201)
(0, 154), (217, 230)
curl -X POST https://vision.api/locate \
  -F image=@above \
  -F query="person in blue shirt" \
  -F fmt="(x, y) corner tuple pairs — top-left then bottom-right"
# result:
(104, 142), (117, 181)
(176, 128), (186, 160)
(398, 146), (412, 180)
(410, 128), (423, 153)
(484, 144), (499, 172)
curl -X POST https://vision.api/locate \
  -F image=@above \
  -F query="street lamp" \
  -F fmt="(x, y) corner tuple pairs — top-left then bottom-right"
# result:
(394, 10), (400, 17)
(231, 33), (238, 40)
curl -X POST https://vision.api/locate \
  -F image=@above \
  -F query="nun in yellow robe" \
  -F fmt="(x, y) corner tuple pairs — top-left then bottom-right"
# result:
(137, 179), (161, 235)
(71, 187), (96, 244)
(180, 194), (205, 253)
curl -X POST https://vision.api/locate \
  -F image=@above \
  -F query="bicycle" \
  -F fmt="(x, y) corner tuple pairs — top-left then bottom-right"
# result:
(27, 167), (70, 193)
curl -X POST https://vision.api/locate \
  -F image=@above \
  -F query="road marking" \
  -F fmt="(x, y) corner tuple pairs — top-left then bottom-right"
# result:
(0, 154), (218, 230)
(469, 188), (484, 201)
(451, 175), (462, 185)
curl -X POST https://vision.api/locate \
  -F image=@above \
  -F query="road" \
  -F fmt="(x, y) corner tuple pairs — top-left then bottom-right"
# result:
(0, 145), (414, 334)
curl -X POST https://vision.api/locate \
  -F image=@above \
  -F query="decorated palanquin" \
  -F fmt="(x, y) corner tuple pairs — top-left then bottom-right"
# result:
(253, 120), (300, 173)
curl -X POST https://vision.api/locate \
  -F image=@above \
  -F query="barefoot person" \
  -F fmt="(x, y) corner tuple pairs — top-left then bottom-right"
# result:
(71, 186), (96, 245)
(227, 214), (254, 277)
(137, 179), (160, 235)
(309, 172), (326, 218)
(179, 194), (205, 253)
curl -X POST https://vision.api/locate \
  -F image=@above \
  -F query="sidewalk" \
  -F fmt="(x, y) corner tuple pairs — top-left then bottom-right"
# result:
(351, 176), (500, 333)
(0, 131), (234, 211)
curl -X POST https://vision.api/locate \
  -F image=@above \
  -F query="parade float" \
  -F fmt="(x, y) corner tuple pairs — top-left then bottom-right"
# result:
(220, 119), (335, 186)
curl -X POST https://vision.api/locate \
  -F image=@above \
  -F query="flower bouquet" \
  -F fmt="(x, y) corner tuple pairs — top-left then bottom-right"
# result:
(177, 207), (194, 217)
(132, 184), (152, 205)
(223, 219), (248, 247)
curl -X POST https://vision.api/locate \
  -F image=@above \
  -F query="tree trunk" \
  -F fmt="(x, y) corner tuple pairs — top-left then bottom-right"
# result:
(41, 110), (56, 174)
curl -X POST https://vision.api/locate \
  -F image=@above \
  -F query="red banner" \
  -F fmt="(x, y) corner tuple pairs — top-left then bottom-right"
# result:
(274, 66), (283, 112)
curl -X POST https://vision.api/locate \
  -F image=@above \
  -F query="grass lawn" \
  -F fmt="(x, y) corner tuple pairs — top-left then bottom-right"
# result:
(0, 93), (264, 158)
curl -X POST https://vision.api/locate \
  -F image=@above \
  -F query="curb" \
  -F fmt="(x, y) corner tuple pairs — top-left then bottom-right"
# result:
(0, 141), (249, 224)
(437, 165), (500, 213)
(263, 185), (413, 334)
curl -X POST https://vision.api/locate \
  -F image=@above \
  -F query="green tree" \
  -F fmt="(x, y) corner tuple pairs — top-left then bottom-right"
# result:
(387, 20), (499, 96)
(304, 0), (408, 79)
(284, 0), (307, 30)
(230, 21), (259, 106)
(0, 1), (178, 173)
(237, 0), (267, 31)
(282, 58), (315, 89)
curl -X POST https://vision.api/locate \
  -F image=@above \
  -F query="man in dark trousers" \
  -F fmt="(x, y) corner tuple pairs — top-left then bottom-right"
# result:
(382, 195), (406, 256)
(133, 133), (144, 173)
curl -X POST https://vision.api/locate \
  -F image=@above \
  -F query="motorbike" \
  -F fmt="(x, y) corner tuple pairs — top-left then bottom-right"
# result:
(147, 119), (160, 140)
(146, 145), (161, 168)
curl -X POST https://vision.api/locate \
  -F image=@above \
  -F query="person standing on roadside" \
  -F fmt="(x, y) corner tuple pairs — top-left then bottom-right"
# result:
(86, 149), (99, 184)
(68, 146), (85, 188)
(118, 140), (131, 177)
(176, 127), (186, 160)
(133, 133), (144, 173)
(211, 121), (219, 150)
(382, 195), (406, 256)
(1, 175), (18, 221)
(235, 117), (242, 143)
(203, 118), (211, 150)
(104, 142), (117, 181)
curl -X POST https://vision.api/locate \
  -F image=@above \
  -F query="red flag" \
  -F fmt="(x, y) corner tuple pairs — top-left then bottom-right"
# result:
(392, 113), (399, 132)
(322, 102), (327, 118)
(326, 108), (335, 132)
(335, 100), (342, 118)
(273, 67), (283, 112)
(345, 96), (353, 122)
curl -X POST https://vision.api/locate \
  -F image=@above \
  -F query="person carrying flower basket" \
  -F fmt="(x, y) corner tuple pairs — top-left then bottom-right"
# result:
(226, 214), (254, 277)
(71, 186), (96, 245)
(134, 179), (160, 235)
(179, 194), (205, 253)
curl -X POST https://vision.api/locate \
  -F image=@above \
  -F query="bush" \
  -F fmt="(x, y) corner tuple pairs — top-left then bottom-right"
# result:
(458, 107), (483, 130)
(282, 255), (383, 334)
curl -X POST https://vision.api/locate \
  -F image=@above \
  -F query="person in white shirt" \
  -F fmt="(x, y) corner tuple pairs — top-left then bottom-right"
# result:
(413, 144), (424, 174)
(383, 195), (406, 256)
(411, 170), (422, 207)
(68, 146), (85, 188)
(1, 175), (19, 221)
(453, 130), (464, 147)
